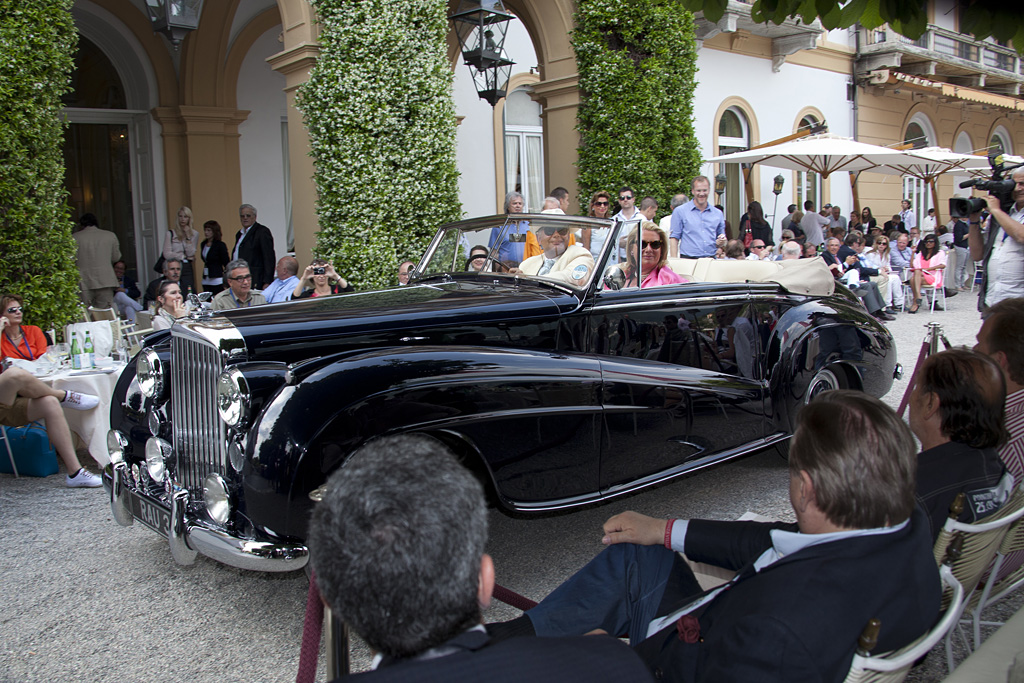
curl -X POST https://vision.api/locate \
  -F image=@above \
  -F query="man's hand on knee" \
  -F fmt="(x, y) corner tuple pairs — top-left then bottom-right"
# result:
(602, 511), (668, 547)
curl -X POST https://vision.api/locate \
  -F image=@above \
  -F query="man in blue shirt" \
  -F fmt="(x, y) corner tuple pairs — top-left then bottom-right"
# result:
(262, 256), (300, 304)
(669, 176), (726, 258)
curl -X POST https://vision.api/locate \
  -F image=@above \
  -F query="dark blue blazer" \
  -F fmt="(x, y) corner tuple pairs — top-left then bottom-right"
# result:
(338, 629), (652, 682)
(634, 510), (941, 683)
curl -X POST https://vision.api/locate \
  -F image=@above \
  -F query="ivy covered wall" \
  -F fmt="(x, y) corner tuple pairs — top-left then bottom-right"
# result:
(0, 0), (81, 329)
(573, 0), (702, 218)
(297, 0), (462, 290)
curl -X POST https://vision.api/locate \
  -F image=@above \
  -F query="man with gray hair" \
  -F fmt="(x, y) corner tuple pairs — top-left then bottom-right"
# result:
(489, 191), (530, 266)
(780, 240), (802, 260)
(143, 257), (193, 309)
(233, 203), (276, 289)
(308, 435), (651, 681)
(262, 256), (300, 304)
(212, 259), (267, 310)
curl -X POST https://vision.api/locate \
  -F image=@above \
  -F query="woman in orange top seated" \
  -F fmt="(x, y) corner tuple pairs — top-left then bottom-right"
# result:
(0, 294), (48, 361)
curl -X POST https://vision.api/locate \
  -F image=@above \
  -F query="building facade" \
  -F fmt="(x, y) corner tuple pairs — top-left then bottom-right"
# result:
(65, 0), (1023, 280)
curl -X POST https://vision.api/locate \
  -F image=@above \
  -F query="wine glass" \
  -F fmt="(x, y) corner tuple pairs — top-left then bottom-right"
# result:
(52, 343), (71, 369)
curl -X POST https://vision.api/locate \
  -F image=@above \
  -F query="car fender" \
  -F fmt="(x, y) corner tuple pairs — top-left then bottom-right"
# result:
(241, 345), (604, 538)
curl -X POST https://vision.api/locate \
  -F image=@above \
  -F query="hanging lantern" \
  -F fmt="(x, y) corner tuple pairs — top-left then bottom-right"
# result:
(450, 0), (516, 106)
(146, 0), (204, 49)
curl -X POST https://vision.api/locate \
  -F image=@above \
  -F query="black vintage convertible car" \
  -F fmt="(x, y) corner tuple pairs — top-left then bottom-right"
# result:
(104, 214), (897, 572)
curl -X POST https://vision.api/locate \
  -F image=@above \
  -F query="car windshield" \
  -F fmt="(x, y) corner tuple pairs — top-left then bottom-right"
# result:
(417, 214), (629, 291)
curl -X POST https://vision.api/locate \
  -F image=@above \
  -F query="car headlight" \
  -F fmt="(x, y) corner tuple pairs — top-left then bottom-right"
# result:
(136, 348), (166, 399)
(107, 430), (128, 465)
(203, 473), (232, 525)
(144, 437), (172, 484)
(216, 367), (250, 428)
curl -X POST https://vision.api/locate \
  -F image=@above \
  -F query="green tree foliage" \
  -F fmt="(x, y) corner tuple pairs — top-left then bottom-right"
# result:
(296, 0), (461, 290)
(573, 0), (703, 219)
(0, 0), (81, 329)
(682, 0), (1024, 56)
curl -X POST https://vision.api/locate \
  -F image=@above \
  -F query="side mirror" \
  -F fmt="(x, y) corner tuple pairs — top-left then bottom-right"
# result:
(603, 265), (625, 291)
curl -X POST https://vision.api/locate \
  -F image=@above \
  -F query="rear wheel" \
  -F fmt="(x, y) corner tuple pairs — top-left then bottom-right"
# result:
(806, 367), (841, 405)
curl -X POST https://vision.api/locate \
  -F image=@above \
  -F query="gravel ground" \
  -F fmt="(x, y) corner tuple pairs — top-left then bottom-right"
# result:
(1, 285), (1019, 682)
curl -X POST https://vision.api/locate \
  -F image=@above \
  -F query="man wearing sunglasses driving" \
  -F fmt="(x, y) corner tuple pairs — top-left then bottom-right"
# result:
(513, 224), (595, 286)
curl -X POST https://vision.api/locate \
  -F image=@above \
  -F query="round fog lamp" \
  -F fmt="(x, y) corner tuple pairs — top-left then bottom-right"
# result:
(107, 430), (128, 465)
(136, 348), (165, 399)
(203, 473), (231, 525)
(216, 367), (249, 427)
(144, 437), (172, 483)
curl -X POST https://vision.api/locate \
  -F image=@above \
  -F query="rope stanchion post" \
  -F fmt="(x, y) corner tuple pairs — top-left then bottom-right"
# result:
(326, 607), (350, 680)
(897, 322), (952, 417)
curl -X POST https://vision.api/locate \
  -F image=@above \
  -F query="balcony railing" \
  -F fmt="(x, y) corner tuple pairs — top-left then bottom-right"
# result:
(863, 24), (1021, 78)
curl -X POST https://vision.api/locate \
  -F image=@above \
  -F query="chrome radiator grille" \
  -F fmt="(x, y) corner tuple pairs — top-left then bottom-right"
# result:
(171, 332), (226, 495)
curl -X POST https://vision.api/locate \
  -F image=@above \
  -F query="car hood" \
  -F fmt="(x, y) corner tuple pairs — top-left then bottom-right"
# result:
(209, 278), (577, 361)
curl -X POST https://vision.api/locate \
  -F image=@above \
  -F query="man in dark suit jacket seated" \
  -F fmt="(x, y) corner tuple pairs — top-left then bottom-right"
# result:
(821, 237), (893, 321)
(491, 391), (941, 683)
(909, 348), (1014, 541)
(143, 257), (194, 310)
(308, 434), (653, 682)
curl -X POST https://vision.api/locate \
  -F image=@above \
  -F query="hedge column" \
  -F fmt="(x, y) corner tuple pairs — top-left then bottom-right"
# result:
(0, 0), (81, 328)
(297, 0), (462, 290)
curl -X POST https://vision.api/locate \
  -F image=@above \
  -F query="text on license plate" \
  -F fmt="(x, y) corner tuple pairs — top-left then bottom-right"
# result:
(131, 492), (171, 537)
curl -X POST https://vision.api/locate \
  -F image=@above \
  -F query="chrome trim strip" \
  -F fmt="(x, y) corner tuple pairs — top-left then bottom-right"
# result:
(593, 293), (752, 312)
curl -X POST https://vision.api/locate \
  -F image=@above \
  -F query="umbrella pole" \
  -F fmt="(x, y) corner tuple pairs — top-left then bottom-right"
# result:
(772, 193), (780, 236)
(929, 177), (941, 226)
(849, 170), (861, 217)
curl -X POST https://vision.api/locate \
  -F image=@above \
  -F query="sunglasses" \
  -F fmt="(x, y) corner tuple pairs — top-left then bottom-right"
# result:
(751, 245), (765, 249)
(6, 306), (22, 314)
(594, 201), (609, 206)
(641, 240), (663, 250)
(619, 195), (633, 201)
(540, 226), (570, 236)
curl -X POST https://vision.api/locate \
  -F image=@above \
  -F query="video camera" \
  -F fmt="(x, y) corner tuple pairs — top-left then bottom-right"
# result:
(949, 154), (1020, 218)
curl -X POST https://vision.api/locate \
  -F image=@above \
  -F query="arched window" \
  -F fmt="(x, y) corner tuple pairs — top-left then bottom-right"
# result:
(990, 127), (1012, 156)
(503, 87), (544, 212)
(796, 115), (821, 212)
(717, 107), (749, 228)
(902, 115), (936, 225)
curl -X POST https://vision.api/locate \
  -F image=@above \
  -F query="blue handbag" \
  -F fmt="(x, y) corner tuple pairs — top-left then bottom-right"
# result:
(0, 421), (59, 477)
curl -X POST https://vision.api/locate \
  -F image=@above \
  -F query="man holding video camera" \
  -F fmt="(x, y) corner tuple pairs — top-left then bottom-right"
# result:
(969, 167), (1024, 316)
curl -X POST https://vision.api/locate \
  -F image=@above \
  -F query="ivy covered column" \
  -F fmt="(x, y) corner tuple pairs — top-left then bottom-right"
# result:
(0, 0), (82, 327)
(297, 0), (461, 290)
(572, 0), (703, 213)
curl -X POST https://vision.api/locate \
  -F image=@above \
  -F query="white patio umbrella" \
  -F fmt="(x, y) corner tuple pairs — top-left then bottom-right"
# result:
(704, 134), (930, 179)
(866, 147), (991, 222)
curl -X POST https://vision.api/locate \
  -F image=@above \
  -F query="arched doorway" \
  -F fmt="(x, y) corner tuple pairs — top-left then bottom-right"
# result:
(795, 114), (821, 212)
(718, 107), (750, 229)
(503, 87), (545, 211)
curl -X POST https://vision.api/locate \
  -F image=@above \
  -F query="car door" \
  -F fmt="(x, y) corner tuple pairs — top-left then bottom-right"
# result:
(589, 282), (768, 493)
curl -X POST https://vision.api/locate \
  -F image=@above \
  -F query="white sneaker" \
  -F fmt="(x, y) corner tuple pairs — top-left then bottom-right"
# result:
(62, 391), (99, 411)
(66, 468), (102, 488)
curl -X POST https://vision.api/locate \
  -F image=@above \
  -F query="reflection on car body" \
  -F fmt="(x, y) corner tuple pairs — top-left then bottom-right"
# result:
(103, 213), (897, 572)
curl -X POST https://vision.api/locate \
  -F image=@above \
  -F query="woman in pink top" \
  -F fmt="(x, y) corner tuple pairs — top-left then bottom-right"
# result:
(908, 234), (946, 313)
(620, 222), (691, 288)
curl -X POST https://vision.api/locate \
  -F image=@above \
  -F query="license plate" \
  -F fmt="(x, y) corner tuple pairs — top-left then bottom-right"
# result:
(130, 491), (171, 537)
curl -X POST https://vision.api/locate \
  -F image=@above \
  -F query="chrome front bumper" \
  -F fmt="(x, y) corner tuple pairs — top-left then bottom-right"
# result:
(106, 463), (308, 573)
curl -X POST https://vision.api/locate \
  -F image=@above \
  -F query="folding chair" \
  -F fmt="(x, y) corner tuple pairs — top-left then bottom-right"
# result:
(931, 485), (1024, 670)
(962, 512), (1024, 649)
(843, 564), (964, 683)
(86, 306), (117, 322)
(1, 426), (19, 477)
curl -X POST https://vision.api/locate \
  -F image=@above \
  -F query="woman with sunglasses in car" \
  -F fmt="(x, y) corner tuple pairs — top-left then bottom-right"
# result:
(618, 222), (690, 288)
(293, 259), (354, 299)
(582, 190), (612, 255)
(0, 295), (48, 361)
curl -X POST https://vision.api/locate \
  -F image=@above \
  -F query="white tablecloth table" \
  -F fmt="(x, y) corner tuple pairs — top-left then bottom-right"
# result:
(40, 364), (125, 467)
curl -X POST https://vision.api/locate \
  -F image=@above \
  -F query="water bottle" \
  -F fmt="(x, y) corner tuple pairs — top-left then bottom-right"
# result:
(71, 334), (82, 370)
(83, 331), (95, 369)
